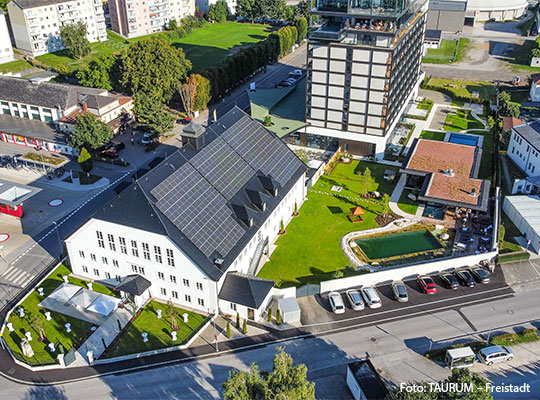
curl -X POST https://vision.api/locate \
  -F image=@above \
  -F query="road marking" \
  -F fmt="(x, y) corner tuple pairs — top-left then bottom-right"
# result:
(0, 266), (34, 287)
(529, 260), (540, 278)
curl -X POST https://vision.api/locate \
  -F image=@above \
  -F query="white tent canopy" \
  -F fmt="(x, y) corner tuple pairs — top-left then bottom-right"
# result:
(47, 283), (82, 304)
(70, 290), (100, 309)
(86, 294), (121, 316)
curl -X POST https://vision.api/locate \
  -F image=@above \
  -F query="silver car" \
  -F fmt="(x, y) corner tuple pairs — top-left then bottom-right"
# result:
(391, 281), (409, 302)
(361, 286), (382, 309)
(477, 345), (514, 366)
(328, 291), (345, 314)
(346, 289), (365, 311)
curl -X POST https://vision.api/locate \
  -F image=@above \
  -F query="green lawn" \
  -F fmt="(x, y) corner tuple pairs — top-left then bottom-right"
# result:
(425, 78), (496, 103)
(454, 38), (472, 63)
(422, 40), (458, 64)
(508, 39), (540, 73)
(2, 264), (116, 366)
(398, 189), (419, 215)
(443, 109), (486, 132)
(420, 130), (446, 141)
(257, 160), (396, 287)
(478, 130), (494, 181)
(0, 59), (33, 74)
(500, 213), (523, 253)
(101, 301), (208, 359)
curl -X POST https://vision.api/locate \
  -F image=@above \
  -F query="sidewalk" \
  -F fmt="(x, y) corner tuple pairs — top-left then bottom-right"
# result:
(389, 174), (415, 220)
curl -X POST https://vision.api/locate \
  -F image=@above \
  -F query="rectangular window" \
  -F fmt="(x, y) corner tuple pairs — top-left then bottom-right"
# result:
(105, 272), (111, 279)
(131, 240), (139, 257)
(185, 294), (191, 303)
(132, 265), (138, 273)
(119, 237), (127, 254)
(158, 272), (164, 280)
(112, 260), (119, 268)
(183, 278), (190, 287)
(108, 234), (116, 251)
(170, 275), (176, 284)
(198, 298), (204, 307)
(230, 302), (237, 311)
(82, 265), (88, 273)
(102, 257), (108, 265)
(142, 243), (150, 260)
(139, 266), (145, 275)
(166, 249), (174, 266)
(172, 290), (178, 299)
(90, 253), (96, 261)
(79, 250), (85, 258)
(96, 231), (104, 248)
(154, 246), (162, 264)
(160, 288), (167, 296)
(93, 268), (100, 276)
(196, 282), (203, 291)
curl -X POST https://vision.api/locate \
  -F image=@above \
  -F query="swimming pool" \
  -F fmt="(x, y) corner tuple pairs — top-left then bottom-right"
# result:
(449, 133), (478, 147)
(355, 229), (442, 260)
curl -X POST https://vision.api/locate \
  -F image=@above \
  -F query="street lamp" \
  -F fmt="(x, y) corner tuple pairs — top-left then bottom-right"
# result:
(485, 306), (496, 344)
(52, 221), (62, 254)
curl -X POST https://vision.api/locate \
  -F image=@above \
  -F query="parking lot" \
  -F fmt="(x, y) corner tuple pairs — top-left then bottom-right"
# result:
(298, 267), (511, 326)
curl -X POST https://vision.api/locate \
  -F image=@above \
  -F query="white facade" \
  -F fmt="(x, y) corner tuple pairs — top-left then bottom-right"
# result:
(0, 11), (15, 64)
(196, 0), (236, 13)
(7, 0), (107, 56)
(65, 173), (306, 321)
(502, 196), (540, 254)
(508, 126), (540, 178)
(530, 80), (540, 102)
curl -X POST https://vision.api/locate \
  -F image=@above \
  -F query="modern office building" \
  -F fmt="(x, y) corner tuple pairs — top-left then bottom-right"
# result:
(108, 0), (195, 38)
(302, 0), (428, 157)
(0, 10), (15, 64)
(6, 0), (107, 57)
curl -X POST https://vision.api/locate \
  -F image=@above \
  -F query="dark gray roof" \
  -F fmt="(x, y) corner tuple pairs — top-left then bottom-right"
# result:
(92, 107), (307, 281)
(428, 0), (467, 12)
(348, 360), (389, 400)
(115, 274), (151, 296)
(11, 0), (68, 9)
(218, 273), (274, 309)
(83, 94), (117, 110)
(425, 29), (442, 41)
(0, 114), (68, 143)
(513, 121), (540, 151)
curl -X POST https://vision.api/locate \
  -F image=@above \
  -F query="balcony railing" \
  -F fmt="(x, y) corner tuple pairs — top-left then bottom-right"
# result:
(309, 22), (346, 40)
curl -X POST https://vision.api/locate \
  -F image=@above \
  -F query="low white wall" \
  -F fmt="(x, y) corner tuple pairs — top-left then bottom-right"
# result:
(271, 286), (296, 299)
(320, 251), (497, 293)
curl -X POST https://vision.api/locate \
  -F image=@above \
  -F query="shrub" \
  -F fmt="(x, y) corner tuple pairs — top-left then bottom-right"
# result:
(279, 220), (285, 234)
(276, 309), (282, 325)
(242, 319), (247, 334)
(267, 308), (272, 322)
(226, 321), (231, 338)
(331, 270), (344, 279)
(498, 251), (530, 264)
(263, 115), (272, 126)
(236, 313), (240, 329)
(78, 147), (93, 173)
(491, 332), (518, 345)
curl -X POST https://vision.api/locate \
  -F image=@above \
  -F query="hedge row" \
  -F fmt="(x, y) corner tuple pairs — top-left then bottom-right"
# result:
(497, 251), (530, 264)
(491, 328), (540, 346)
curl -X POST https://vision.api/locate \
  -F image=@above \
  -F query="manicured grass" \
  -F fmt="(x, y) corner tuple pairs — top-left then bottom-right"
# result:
(454, 38), (472, 62)
(422, 40), (458, 64)
(102, 300), (208, 359)
(508, 39), (540, 73)
(443, 109), (485, 132)
(257, 160), (395, 287)
(500, 213), (524, 253)
(498, 251), (531, 263)
(398, 189), (419, 215)
(2, 264), (116, 366)
(478, 130), (494, 180)
(420, 130), (446, 141)
(0, 59), (33, 74)
(417, 98), (434, 111)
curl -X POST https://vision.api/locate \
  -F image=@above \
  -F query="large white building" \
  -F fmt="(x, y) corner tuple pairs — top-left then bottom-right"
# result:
(7, 0), (107, 56)
(65, 108), (307, 321)
(508, 120), (540, 195)
(0, 10), (15, 64)
(108, 0), (195, 39)
(196, 0), (236, 14)
(503, 195), (540, 254)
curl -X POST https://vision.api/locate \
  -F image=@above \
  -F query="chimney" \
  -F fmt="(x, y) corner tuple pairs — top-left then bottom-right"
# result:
(181, 122), (206, 150)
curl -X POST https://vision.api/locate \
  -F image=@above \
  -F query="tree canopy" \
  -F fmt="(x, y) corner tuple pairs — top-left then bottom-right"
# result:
(121, 38), (192, 103)
(60, 22), (91, 60)
(70, 113), (113, 150)
(76, 54), (121, 91)
(133, 94), (175, 135)
(209, 0), (228, 22)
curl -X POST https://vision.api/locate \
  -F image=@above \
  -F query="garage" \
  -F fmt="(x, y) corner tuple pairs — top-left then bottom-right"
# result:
(502, 195), (540, 254)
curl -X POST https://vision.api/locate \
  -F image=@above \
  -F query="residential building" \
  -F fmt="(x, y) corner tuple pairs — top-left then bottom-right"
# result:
(302, 0), (428, 157)
(108, 0), (195, 38)
(7, 0), (107, 57)
(196, 0), (236, 14)
(503, 195), (540, 253)
(0, 10), (15, 64)
(423, 29), (441, 54)
(0, 76), (133, 154)
(530, 73), (540, 101)
(65, 108), (308, 321)
(426, 0), (466, 32)
(508, 120), (540, 195)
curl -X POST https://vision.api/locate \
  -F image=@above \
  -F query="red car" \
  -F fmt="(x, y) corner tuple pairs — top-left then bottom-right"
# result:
(417, 275), (437, 294)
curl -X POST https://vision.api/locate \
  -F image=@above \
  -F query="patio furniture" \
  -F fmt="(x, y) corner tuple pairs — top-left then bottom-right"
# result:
(142, 332), (148, 343)
(348, 207), (365, 223)
(183, 313), (189, 323)
(157, 309), (162, 319)
(172, 331), (177, 341)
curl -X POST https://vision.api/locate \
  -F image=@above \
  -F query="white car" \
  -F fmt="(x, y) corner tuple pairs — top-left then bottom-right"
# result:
(328, 291), (345, 314)
(288, 69), (303, 77)
(361, 286), (382, 309)
(346, 289), (365, 311)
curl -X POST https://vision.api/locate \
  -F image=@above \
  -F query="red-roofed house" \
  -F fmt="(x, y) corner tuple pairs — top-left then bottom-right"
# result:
(502, 117), (523, 132)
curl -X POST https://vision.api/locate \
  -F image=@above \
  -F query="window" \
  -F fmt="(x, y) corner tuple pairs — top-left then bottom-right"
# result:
(230, 302), (237, 311)
(154, 246), (162, 264)
(196, 282), (203, 291)
(102, 257), (108, 265)
(158, 271), (164, 280)
(166, 249), (174, 266)
(79, 250), (85, 258)
(115, 275), (121, 282)
(131, 240), (139, 257)
(112, 260), (119, 268)
(172, 290), (178, 299)
(198, 298), (204, 307)
(96, 231), (104, 248)
(511, 146), (515, 154)
(90, 253), (96, 261)
(142, 243), (150, 260)
(119, 237), (127, 254)
(170, 275), (176, 284)
(93, 268), (100, 276)
(185, 294), (191, 303)
(160, 288), (167, 296)
(139, 266), (145, 275)
(105, 272), (111, 279)
(183, 278), (190, 287)
(132, 265), (138, 273)
(82, 265), (88, 273)
(108, 234), (116, 251)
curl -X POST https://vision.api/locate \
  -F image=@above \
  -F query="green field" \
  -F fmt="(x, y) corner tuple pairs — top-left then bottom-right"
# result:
(443, 109), (486, 132)
(0, 59), (34, 74)
(423, 40), (458, 64)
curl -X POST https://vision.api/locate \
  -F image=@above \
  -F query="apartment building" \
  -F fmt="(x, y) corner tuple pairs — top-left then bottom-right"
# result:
(196, 0), (237, 14)
(65, 108), (307, 320)
(301, 0), (428, 157)
(508, 120), (540, 195)
(0, 10), (15, 64)
(7, 0), (107, 57)
(108, 0), (195, 38)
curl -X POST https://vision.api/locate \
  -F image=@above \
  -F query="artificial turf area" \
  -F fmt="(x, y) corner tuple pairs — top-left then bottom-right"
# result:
(257, 161), (398, 287)
(101, 300), (208, 359)
(3, 264), (117, 366)
(443, 109), (486, 132)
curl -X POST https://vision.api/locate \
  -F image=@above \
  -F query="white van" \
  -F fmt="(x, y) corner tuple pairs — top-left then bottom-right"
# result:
(361, 286), (382, 309)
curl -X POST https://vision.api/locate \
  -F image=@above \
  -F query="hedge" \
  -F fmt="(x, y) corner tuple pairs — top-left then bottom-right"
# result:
(491, 328), (540, 346)
(497, 251), (530, 264)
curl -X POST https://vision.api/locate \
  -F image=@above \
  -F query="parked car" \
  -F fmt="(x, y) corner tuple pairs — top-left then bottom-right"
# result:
(288, 69), (303, 78)
(477, 345), (514, 366)
(417, 275), (437, 294)
(328, 291), (345, 314)
(454, 269), (475, 287)
(469, 266), (490, 284)
(100, 148), (118, 159)
(439, 271), (459, 290)
(141, 133), (156, 146)
(391, 281), (409, 302)
(178, 117), (192, 125)
(346, 289), (365, 311)
(361, 286), (382, 309)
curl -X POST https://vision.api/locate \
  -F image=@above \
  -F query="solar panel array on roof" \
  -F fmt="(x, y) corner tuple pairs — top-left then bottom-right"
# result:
(220, 114), (304, 186)
(151, 163), (245, 258)
(190, 136), (254, 199)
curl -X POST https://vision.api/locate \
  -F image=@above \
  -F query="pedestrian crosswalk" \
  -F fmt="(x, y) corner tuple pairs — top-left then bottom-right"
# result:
(0, 266), (35, 287)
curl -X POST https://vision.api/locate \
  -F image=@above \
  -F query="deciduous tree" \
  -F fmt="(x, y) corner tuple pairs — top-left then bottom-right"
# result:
(381, 193), (390, 217)
(133, 94), (175, 135)
(209, 0), (228, 22)
(60, 22), (91, 59)
(179, 78), (197, 117)
(70, 113), (113, 150)
(76, 54), (121, 91)
(78, 147), (93, 173)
